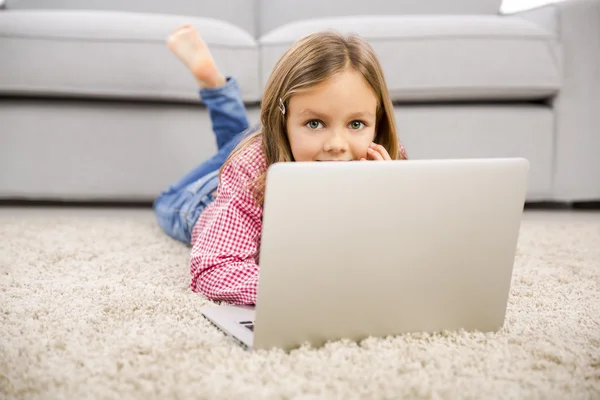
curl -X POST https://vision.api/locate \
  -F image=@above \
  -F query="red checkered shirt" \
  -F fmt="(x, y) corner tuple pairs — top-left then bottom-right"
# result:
(190, 138), (267, 305)
(190, 137), (408, 305)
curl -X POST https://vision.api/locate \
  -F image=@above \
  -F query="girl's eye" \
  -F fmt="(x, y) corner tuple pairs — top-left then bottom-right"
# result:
(350, 121), (365, 130)
(306, 120), (323, 129)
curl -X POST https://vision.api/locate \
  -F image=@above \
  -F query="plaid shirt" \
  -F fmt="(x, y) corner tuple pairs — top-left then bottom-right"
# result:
(190, 137), (408, 305)
(190, 138), (266, 305)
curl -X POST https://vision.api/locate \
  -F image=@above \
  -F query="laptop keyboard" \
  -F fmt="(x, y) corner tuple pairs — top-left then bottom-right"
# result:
(239, 321), (254, 332)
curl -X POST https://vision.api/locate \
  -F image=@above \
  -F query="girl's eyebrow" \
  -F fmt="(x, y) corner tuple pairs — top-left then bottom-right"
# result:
(347, 111), (376, 119)
(298, 109), (328, 119)
(298, 109), (375, 119)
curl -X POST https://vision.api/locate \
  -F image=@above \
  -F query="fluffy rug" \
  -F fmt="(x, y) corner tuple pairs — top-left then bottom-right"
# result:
(0, 207), (598, 399)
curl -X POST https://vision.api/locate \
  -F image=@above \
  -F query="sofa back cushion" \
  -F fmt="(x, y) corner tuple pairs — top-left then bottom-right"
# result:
(259, 0), (503, 35)
(6, 0), (259, 36)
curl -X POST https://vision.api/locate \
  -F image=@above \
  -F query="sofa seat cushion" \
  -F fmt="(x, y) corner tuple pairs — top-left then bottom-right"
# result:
(0, 10), (261, 103)
(259, 15), (561, 102)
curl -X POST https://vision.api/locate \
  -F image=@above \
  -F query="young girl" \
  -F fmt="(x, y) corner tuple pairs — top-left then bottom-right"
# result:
(154, 25), (408, 305)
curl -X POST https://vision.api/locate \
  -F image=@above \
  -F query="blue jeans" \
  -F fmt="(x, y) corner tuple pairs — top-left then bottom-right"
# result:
(153, 77), (252, 244)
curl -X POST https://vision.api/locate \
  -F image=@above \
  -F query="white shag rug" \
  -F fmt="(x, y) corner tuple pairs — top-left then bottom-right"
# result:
(0, 207), (599, 400)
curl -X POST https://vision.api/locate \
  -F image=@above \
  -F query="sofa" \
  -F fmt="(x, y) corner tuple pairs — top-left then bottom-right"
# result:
(1, 0), (598, 203)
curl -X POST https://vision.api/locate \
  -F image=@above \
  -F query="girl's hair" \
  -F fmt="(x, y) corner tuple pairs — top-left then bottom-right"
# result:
(221, 30), (405, 205)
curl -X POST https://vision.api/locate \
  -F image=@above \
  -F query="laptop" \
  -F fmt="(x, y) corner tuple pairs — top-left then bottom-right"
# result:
(200, 157), (529, 351)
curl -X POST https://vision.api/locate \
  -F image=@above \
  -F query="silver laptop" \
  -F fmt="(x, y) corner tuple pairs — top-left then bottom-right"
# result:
(200, 157), (529, 351)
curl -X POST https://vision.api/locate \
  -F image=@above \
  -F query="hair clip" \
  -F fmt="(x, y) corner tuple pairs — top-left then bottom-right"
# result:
(278, 97), (286, 115)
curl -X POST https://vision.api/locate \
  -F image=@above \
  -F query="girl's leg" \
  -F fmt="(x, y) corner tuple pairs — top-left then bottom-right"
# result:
(201, 77), (250, 150)
(153, 25), (255, 244)
(153, 169), (219, 245)
(158, 24), (253, 192)
(167, 25), (250, 150)
(153, 129), (250, 244)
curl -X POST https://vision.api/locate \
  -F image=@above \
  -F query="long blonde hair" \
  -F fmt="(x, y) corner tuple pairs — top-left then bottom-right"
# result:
(221, 31), (404, 205)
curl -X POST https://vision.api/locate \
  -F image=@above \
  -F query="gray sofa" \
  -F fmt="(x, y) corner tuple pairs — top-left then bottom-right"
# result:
(1, 0), (599, 203)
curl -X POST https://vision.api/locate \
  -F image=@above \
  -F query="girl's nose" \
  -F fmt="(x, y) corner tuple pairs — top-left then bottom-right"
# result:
(323, 130), (349, 153)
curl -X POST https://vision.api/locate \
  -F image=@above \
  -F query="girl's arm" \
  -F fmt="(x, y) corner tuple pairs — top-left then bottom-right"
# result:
(189, 156), (263, 305)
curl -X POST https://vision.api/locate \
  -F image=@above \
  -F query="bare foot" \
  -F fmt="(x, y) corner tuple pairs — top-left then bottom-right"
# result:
(167, 25), (226, 89)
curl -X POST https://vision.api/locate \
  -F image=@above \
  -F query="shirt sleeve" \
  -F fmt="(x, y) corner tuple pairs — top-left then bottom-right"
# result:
(399, 142), (408, 160)
(189, 157), (263, 305)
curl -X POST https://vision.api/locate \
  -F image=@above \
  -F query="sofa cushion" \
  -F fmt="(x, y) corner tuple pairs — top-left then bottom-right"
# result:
(259, 15), (561, 102)
(0, 10), (261, 103)
(6, 0), (259, 37)
(259, 0), (503, 36)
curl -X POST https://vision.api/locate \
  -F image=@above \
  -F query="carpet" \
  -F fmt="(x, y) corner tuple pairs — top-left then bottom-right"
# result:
(0, 207), (599, 399)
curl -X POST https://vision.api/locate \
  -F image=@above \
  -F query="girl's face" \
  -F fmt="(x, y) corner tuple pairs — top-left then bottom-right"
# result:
(285, 68), (378, 162)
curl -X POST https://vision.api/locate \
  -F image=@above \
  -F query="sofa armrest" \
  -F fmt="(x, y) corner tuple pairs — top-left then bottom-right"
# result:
(510, 0), (600, 201)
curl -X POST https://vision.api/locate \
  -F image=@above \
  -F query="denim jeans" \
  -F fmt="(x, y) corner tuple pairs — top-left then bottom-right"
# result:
(153, 77), (252, 244)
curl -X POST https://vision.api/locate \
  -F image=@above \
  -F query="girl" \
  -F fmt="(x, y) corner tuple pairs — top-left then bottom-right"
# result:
(154, 25), (408, 305)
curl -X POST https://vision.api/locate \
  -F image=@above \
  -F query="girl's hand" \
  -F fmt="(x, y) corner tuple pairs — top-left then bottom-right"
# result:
(361, 142), (392, 161)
